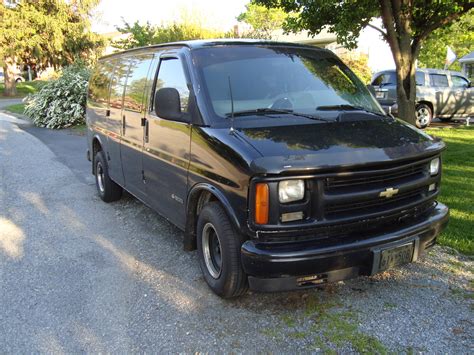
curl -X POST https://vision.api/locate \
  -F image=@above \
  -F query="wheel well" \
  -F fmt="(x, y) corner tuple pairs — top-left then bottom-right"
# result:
(184, 189), (218, 251)
(92, 138), (102, 174)
(417, 100), (433, 115)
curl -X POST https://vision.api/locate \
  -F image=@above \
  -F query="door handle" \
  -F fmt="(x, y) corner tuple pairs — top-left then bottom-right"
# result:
(122, 115), (126, 133)
(141, 117), (147, 127)
(105, 109), (110, 117)
(144, 119), (149, 143)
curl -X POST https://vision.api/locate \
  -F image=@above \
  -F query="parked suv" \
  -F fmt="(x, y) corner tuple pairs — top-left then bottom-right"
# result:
(371, 69), (473, 128)
(86, 40), (449, 298)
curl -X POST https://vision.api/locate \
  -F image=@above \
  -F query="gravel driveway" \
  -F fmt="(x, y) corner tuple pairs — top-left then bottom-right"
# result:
(0, 112), (472, 353)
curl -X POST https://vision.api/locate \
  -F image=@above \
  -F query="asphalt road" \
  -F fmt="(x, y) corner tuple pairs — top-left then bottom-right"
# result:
(0, 98), (23, 109)
(0, 112), (472, 352)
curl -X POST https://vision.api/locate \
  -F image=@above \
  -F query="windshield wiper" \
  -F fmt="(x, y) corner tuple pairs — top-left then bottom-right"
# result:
(316, 104), (387, 117)
(225, 108), (293, 117)
(225, 108), (332, 122)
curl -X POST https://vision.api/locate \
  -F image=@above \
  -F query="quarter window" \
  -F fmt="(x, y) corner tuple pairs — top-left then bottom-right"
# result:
(88, 60), (114, 108)
(451, 75), (469, 88)
(429, 74), (449, 87)
(155, 58), (190, 113)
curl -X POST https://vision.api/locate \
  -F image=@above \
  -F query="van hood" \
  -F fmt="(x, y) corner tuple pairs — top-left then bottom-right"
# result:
(235, 117), (445, 175)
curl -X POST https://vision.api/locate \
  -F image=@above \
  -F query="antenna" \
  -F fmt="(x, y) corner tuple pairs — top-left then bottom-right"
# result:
(228, 76), (235, 134)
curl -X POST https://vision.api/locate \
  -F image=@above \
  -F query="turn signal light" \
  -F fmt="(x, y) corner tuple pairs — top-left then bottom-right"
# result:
(255, 183), (269, 224)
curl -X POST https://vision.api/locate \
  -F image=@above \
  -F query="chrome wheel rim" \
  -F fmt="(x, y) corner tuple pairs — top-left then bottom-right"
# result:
(202, 222), (222, 279)
(96, 161), (105, 193)
(416, 107), (430, 127)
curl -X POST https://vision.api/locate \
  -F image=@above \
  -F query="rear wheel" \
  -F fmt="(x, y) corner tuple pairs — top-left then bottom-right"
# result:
(415, 103), (432, 128)
(197, 202), (248, 298)
(94, 151), (122, 202)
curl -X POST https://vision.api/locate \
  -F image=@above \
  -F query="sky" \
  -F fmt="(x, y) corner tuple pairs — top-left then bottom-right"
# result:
(91, 0), (250, 34)
(90, 0), (395, 72)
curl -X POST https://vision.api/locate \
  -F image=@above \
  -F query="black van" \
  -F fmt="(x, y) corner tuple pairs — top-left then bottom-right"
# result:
(86, 40), (449, 298)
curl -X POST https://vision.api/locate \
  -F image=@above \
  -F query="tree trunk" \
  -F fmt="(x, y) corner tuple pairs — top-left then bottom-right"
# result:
(3, 58), (18, 97)
(394, 57), (417, 125)
(379, 0), (417, 126)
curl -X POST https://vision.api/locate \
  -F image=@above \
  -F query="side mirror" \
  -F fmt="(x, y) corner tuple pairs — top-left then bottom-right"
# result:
(154, 87), (182, 120)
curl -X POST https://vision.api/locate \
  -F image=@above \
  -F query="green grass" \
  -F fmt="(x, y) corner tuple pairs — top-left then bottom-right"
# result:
(262, 295), (387, 353)
(3, 103), (26, 114)
(0, 80), (46, 97)
(426, 126), (474, 255)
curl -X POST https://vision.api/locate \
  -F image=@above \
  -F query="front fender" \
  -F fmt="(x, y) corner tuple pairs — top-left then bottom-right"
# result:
(184, 183), (245, 250)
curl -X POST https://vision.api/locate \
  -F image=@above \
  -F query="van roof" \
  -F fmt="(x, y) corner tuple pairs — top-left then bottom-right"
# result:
(99, 39), (327, 60)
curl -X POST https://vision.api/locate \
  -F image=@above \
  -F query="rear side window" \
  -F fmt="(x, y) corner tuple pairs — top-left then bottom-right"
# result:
(451, 75), (469, 88)
(109, 58), (129, 110)
(372, 72), (396, 86)
(429, 74), (448, 87)
(415, 72), (425, 86)
(88, 60), (114, 108)
(123, 54), (154, 113)
(155, 58), (190, 113)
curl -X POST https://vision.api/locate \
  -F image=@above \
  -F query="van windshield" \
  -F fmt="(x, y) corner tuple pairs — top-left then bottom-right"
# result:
(192, 45), (384, 120)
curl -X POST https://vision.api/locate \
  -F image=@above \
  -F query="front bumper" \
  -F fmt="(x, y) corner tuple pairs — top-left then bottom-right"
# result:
(241, 202), (449, 292)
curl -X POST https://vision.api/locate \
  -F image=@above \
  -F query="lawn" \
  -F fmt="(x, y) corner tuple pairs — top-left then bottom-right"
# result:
(426, 126), (474, 255)
(0, 80), (46, 97)
(3, 103), (25, 114)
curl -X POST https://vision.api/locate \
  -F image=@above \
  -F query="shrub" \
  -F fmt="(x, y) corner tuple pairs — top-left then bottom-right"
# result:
(25, 62), (91, 129)
(339, 53), (372, 84)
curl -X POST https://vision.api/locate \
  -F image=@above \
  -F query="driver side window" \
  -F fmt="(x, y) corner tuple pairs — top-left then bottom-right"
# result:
(155, 58), (190, 113)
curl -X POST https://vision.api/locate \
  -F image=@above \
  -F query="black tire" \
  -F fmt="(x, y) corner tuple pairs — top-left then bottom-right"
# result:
(197, 202), (248, 298)
(15, 78), (23, 83)
(415, 103), (432, 128)
(94, 151), (122, 202)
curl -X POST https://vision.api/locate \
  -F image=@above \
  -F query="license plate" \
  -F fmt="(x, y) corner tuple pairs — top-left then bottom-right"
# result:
(375, 91), (385, 99)
(378, 243), (414, 272)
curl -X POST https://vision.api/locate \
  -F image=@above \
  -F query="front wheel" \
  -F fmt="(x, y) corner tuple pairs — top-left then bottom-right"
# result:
(415, 103), (432, 128)
(197, 202), (248, 298)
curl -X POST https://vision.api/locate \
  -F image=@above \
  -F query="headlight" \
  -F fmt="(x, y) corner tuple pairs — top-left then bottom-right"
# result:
(279, 180), (305, 203)
(430, 157), (440, 176)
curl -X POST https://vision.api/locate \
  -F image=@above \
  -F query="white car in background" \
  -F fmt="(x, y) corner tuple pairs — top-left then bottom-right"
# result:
(0, 71), (25, 83)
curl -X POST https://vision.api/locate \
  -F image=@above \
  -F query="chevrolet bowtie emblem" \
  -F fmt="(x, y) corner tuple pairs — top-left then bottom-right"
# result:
(379, 187), (399, 198)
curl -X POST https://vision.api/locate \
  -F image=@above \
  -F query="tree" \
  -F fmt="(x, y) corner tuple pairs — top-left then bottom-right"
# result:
(418, 10), (473, 71)
(113, 20), (159, 50)
(113, 19), (229, 50)
(237, 2), (287, 39)
(339, 53), (372, 84)
(255, 0), (473, 125)
(0, 0), (104, 97)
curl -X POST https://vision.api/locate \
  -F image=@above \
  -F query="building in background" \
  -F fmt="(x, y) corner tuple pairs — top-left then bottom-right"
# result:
(269, 19), (395, 74)
(459, 51), (474, 80)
